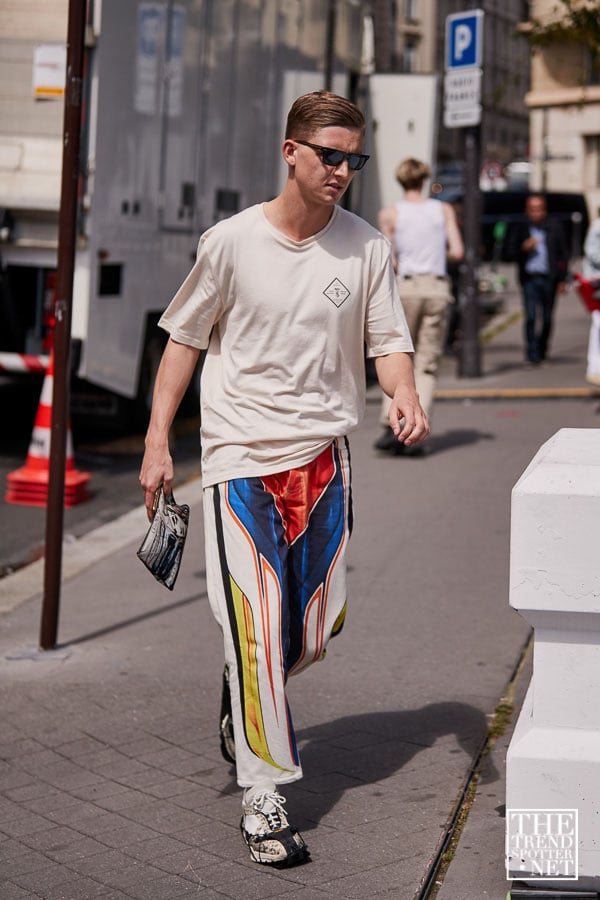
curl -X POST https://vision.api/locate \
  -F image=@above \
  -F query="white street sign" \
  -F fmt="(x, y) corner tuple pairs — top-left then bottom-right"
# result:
(444, 68), (482, 109)
(444, 10), (484, 128)
(444, 105), (482, 128)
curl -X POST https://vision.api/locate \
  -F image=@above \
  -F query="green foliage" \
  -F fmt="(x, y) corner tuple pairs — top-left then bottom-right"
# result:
(489, 699), (513, 737)
(525, 0), (600, 73)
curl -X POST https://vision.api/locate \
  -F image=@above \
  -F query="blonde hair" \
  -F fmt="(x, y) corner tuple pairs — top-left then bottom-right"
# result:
(285, 91), (365, 140)
(395, 158), (430, 190)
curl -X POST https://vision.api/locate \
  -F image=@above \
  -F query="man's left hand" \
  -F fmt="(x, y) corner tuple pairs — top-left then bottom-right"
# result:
(389, 388), (430, 447)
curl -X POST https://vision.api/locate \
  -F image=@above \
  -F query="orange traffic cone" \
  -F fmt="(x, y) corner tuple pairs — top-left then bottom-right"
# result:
(5, 352), (91, 507)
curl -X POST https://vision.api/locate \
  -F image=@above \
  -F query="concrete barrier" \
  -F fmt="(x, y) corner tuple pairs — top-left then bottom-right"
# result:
(506, 428), (600, 891)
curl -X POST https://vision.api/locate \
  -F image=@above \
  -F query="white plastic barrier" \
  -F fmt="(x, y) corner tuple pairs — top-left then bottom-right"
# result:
(506, 428), (600, 891)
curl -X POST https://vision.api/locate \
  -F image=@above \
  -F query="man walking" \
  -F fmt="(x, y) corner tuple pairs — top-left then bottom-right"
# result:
(139, 91), (428, 867)
(373, 158), (464, 455)
(506, 194), (569, 366)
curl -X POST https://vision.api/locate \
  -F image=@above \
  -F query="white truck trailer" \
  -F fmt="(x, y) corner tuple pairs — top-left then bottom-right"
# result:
(0, 0), (366, 423)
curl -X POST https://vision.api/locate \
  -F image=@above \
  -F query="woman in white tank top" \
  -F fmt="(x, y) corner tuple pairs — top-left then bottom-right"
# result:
(375, 158), (464, 453)
(394, 198), (448, 278)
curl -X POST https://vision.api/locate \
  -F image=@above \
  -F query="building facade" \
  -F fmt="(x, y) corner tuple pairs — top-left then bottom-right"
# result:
(523, 0), (600, 217)
(370, 0), (531, 176)
(370, 0), (436, 74)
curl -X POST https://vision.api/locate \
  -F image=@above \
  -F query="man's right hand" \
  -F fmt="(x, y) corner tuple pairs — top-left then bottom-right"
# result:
(138, 337), (201, 520)
(139, 442), (174, 520)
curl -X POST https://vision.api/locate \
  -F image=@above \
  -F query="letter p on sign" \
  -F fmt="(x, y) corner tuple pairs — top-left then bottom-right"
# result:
(446, 10), (483, 70)
(455, 24), (472, 60)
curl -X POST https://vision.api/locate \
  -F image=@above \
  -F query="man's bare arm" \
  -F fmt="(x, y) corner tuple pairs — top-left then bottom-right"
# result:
(139, 338), (201, 519)
(374, 352), (429, 447)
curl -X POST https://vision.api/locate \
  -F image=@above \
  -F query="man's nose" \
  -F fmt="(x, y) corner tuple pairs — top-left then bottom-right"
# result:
(334, 158), (351, 177)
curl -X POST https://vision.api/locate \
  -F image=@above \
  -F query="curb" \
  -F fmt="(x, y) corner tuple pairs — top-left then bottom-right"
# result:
(435, 386), (600, 400)
(0, 476), (204, 618)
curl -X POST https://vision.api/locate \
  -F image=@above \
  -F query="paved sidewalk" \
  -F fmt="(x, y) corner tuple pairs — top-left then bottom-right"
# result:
(437, 272), (596, 398)
(0, 276), (598, 900)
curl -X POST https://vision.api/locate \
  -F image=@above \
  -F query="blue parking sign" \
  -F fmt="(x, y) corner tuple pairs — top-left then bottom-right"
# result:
(446, 10), (484, 70)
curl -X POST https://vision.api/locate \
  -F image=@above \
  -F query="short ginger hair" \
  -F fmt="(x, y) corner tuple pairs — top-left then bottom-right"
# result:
(285, 91), (365, 140)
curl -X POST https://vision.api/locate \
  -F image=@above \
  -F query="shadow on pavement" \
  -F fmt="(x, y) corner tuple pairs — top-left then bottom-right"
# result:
(293, 702), (496, 830)
(428, 428), (495, 454)
(58, 587), (206, 647)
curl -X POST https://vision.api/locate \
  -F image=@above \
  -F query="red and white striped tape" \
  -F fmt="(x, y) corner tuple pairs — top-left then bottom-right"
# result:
(0, 352), (50, 374)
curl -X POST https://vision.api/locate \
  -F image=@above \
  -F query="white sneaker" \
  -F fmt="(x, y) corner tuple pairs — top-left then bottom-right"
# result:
(240, 791), (309, 867)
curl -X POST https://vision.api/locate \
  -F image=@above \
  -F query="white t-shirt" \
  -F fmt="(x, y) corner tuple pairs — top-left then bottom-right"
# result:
(394, 199), (447, 277)
(159, 203), (413, 486)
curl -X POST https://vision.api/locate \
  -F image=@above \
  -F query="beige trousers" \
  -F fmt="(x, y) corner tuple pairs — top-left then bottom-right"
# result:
(380, 273), (452, 426)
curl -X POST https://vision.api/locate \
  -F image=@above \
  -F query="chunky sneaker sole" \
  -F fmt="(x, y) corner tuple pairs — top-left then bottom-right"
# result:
(219, 665), (236, 764)
(240, 790), (310, 868)
(241, 820), (309, 867)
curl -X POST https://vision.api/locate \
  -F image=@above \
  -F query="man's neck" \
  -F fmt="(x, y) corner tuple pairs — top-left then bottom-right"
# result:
(264, 191), (335, 242)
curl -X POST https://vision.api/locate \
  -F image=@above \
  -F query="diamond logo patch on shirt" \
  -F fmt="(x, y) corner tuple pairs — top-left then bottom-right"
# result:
(323, 278), (350, 307)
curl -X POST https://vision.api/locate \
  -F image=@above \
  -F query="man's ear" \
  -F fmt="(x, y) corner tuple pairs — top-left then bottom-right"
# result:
(282, 139), (297, 167)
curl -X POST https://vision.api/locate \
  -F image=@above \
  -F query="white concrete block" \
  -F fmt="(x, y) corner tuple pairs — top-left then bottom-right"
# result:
(506, 428), (600, 888)
(510, 428), (600, 616)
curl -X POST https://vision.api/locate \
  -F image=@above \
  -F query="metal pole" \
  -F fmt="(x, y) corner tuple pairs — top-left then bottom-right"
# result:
(458, 125), (482, 378)
(39, 0), (87, 650)
(324, 0), (336, 91)
(541, 107), (548, 192)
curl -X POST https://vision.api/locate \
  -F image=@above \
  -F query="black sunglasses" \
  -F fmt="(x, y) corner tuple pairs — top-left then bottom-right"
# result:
(295, 139), (369, 171)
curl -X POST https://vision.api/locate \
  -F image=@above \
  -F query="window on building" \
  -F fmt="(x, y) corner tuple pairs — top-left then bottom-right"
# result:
(405, 0), (418, 21)
(584, 48), (600, 86)
(403, 39), (417, 73)
(584, 135), (600, 191)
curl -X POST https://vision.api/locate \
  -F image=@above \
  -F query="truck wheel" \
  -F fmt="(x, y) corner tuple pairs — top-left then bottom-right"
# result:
(135, 324), (203, 428)
(135, 327), (166, 428)
(178, 350), (204, 419)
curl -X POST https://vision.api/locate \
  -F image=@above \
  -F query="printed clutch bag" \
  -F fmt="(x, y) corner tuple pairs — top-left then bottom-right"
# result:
(137, 486), (190, 590)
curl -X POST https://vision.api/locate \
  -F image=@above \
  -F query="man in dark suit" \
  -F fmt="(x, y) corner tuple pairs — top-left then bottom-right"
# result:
(506, 194), (569, 366)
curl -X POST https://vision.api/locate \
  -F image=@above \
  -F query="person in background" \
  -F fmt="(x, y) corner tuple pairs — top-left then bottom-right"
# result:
(505, 194), (569, 367)
(139, 91), (428, 868)
(374, 158), (464, 455)
(582, 211), (600, 385)
(583, 212), (600, 282)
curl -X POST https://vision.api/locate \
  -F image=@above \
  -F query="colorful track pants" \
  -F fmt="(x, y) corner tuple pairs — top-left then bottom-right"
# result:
(203, 438), (352, 787)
